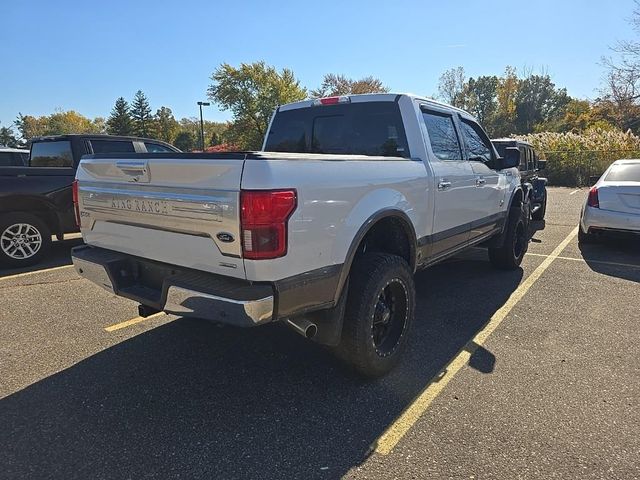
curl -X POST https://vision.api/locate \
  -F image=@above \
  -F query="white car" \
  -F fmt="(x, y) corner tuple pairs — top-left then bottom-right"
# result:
(579, 159), (640, 243)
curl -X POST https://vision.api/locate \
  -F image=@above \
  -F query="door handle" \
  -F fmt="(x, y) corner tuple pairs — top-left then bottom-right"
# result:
(437, 180), (452, 191)
(476, 177), (486, 187)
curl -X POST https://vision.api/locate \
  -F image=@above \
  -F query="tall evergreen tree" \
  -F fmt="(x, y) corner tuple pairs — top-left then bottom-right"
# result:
(106, 97), (133, 135)
(131, 90), (153, 137)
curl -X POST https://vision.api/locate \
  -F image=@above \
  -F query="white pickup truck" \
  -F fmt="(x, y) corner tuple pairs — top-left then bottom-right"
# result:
(72, 93), (526, 377)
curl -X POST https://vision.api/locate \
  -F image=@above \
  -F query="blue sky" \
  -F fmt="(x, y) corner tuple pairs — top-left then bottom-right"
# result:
(1, 0), (637, 129)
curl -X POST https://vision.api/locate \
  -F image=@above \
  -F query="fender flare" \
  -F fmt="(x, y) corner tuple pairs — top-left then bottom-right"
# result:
(0, 194), (63, 236)
(333, 208), (417, 304)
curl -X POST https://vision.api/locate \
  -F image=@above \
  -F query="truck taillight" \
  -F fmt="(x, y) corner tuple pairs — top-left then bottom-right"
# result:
(241, 189), (297, 260)
(72, 179), (81, 227)
(587, 186), (599, 208)
(312, 96), (351, 106)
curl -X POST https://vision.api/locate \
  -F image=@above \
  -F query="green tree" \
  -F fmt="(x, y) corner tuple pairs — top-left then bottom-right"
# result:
(131, 90), (154, 137)
(173, 131), (195, 152)
(310, 73), (389, 97)
(514, 75), (571, 134)
(107, 97), (133, 136)
(14, 113), (48, 140)
(492, 66), (520, 136)
(0, 125), (19, 147)
(461, 76), (499, 129)
(207, 61), (307, 149)
(155, 107), (179, 143)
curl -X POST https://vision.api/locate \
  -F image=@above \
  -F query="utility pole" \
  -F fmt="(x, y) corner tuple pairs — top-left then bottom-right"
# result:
(197, 101), (210, 151)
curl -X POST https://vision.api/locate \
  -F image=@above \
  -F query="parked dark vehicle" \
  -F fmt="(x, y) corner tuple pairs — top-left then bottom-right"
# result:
(492, 138), (548, 221)
(0, 147), (29, 166)
(0, 135), (179, 267)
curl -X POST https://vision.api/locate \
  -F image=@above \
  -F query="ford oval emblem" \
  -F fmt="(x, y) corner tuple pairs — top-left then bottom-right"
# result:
(216, 232), (235, 243)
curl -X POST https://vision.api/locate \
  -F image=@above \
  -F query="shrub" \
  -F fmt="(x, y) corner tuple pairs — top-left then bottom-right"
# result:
(517, 128), (640, 186)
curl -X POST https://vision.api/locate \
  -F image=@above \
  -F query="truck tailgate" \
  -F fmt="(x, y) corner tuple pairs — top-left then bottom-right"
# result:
(76, 154), (246, 279)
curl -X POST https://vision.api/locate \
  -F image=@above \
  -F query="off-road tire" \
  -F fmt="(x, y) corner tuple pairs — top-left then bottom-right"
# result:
(488, 205), (528, 270)
(334, 253), (415, 378)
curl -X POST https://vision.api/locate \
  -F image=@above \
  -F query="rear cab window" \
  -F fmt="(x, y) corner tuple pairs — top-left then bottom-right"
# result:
(604, 163), (640, 182)
(30, 141), (73, 167)
(265, 101), (410, 158)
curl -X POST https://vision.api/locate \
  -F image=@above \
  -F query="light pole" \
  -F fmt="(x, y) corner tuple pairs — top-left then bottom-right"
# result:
(197, 101), (210, 151)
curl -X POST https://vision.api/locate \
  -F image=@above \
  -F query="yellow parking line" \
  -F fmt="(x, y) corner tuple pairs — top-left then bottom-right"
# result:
(104, 312), (165, 332)
(526, 252), (640, 269)
(373, 226), (579, 455)
(0, 264), (74, 281)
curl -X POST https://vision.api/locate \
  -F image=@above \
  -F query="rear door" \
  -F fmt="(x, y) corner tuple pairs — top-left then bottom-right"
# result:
(76, 154), (247, 278)
(421, 106), (476, 255)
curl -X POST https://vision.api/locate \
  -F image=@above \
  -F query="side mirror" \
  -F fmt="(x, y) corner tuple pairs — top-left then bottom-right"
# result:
(537, 159), (546, 170)
(500, 147), (520, 169)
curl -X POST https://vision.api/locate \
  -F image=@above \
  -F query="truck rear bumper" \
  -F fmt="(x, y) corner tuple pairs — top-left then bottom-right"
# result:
(71, 245), (274, 326)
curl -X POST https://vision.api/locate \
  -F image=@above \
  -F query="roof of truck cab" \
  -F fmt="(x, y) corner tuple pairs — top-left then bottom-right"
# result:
(278, 93), (470, 116)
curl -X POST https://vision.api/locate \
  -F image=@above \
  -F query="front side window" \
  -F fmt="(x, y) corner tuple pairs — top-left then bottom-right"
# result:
(145, 142), (174, 153)
(90, 140), (135, 154)
(265, 101), (410, 158)
(459, 119), (493, 163)
(30, 141), (73, 167)
(422, 111), (463, 161)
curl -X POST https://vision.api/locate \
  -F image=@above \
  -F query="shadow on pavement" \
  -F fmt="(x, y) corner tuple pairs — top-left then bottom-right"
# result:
(0, 237), (83, 278)
(578, 236), (640, 283)
(1, 259), (523, 479)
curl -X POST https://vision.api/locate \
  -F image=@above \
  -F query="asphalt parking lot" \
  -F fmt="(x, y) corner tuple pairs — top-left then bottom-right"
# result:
(1, 187), (638, 479)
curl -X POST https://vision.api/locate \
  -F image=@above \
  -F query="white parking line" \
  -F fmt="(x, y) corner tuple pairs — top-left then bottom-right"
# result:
(569, 189), (581, 196)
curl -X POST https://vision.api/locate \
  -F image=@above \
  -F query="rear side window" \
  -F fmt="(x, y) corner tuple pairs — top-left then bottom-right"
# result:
(30, 141), (73, 167)
(459, 120), (493, 163)
(91, 140), (135, 154)
(604, 163), (640, 182)
(265, 101), (410, 158)
(144, 142), (174, 153)
(422, 111), (463, 161)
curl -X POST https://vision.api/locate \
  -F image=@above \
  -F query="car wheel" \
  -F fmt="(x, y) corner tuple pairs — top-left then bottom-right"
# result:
(531, 189), (547, 221)
(488, 205), (528, 270)
(334, 252), (415, 378)
(0, 213), (51, 268)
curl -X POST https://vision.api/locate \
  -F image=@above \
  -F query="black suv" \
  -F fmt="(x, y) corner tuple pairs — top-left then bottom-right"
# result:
(0, 134), (179, 267)
(492, 138), (548, 221)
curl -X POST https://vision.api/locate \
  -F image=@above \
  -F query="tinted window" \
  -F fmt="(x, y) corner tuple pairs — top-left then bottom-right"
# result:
(604, 163), (640, 182)
(30, 141), (73, 167)
(0, 152), (26, 166)
(518, 146), (527, 170)
(422, 111), (462, 161)
(459, 120), (492, 163)
(91, 140), (135, 154)
(265, 102), (410, 158)
(144, 142), (174, 153)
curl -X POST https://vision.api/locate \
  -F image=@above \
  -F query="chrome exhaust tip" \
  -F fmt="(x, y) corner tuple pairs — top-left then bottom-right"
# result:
(286, 318), (318, 339)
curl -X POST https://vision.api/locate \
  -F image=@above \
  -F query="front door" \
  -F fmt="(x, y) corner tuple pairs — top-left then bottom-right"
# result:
(457, 117), (508, 239)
